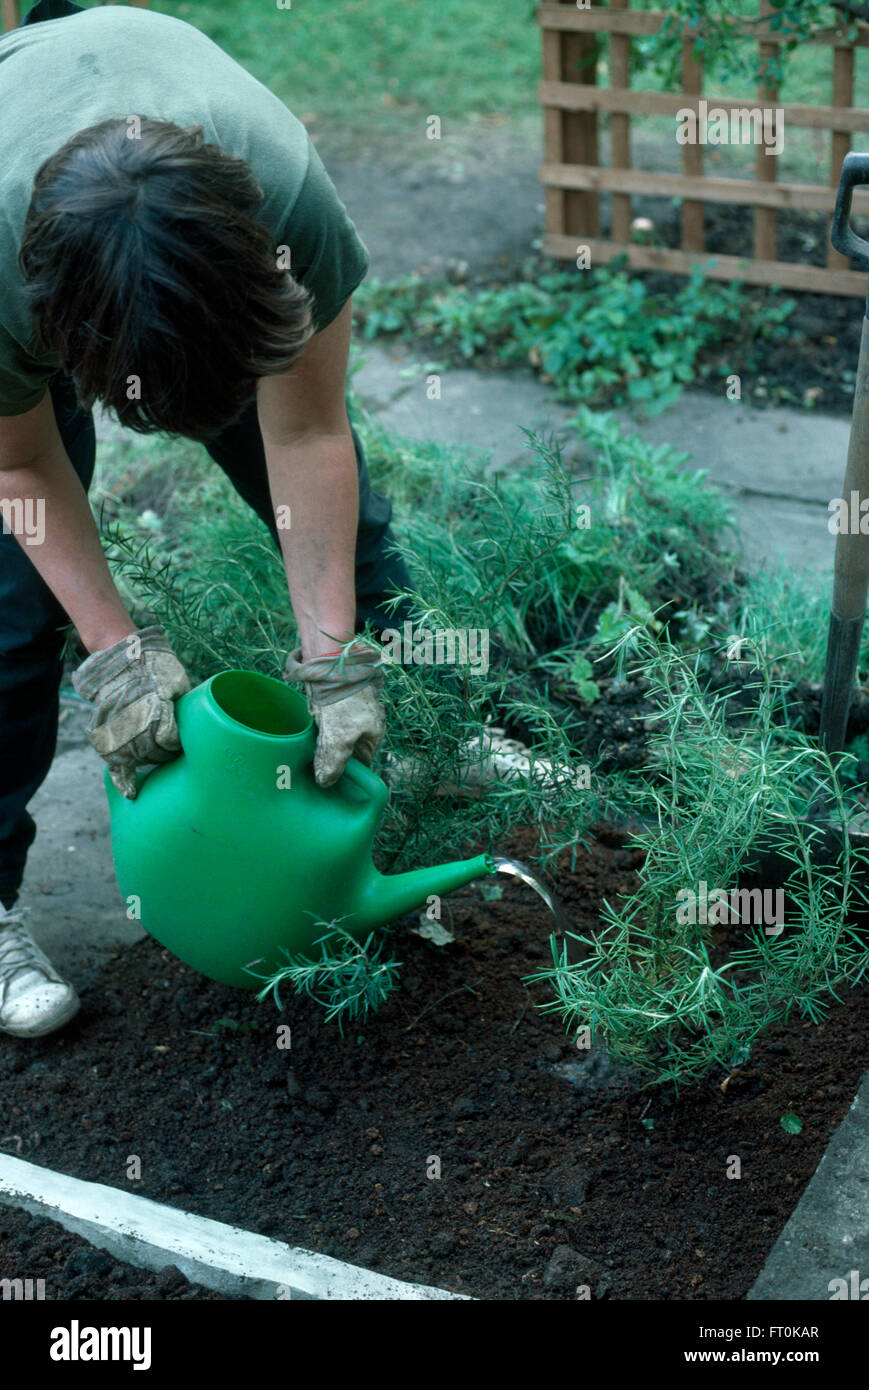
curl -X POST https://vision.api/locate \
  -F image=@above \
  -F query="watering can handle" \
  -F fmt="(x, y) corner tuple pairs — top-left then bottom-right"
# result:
(832, 152), (869, 271)
(341, 755), (390, 812)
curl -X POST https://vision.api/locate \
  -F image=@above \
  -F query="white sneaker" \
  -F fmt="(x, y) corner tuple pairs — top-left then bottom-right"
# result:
(388, 724), (581, 798)
(0, 905), (80, 1039)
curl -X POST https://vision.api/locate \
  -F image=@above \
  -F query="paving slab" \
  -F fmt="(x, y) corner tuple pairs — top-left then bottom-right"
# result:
(317, 118), (544, 282)
(16, 694), (143, 995)
(631, 396), (848, 507)
(351, 343), (578, 472)
(629, 395), (848, 575)
(748, 1070), (869, 1301)
(350, 344), (847, 576)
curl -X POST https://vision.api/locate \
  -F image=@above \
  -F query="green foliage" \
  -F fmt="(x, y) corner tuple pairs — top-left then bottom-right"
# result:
(633, 0), (849, 90)
(93, 437), (295, 680)
(353, 263), (795, 412)
(780, 1112), (804, 1134)
(252, 925), (402, 1033)
(100, 519), (293, 681)
(96, 402), (737, 881)
(569, 654), (601, 705)
(529, 624), (869, 1088)
(156, 0), (862, 144)
(362, 408), (738, 871)
(736, 563), (869, 690)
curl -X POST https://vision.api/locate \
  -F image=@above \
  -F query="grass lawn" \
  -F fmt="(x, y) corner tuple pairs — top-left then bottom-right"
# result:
(152, 0), (542, 133)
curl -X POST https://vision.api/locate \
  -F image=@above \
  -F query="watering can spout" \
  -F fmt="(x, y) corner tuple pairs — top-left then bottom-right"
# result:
(363, 853), (496, 929)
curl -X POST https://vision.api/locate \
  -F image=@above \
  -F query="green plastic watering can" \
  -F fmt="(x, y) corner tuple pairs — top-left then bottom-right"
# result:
(105, 669), (496, 988)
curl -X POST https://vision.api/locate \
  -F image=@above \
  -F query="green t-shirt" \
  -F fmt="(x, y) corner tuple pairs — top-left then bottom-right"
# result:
(0, 5), (370, 415)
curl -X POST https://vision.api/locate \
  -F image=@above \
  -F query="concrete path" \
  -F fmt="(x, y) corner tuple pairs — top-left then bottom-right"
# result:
(19, 696), (144, 993)
(319, 117), (545, 284)
(749, 1070), (869, 1301)
(351, 342), (849, 575)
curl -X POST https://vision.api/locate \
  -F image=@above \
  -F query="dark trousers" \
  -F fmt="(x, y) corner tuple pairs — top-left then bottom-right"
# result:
(0, 375), (412, 906)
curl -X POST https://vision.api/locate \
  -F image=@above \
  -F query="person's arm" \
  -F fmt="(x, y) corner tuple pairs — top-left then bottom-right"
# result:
(0, 392), (136, 653)
(256, 298), (358, 658)
(258, 297), (386, 785)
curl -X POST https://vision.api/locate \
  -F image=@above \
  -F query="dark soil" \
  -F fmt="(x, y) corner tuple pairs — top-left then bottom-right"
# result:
(1, 829), (866, 1301)
(654, 199), (865, 415)
(0, 1206), (226, 1301)
(503, 649), (869, 777)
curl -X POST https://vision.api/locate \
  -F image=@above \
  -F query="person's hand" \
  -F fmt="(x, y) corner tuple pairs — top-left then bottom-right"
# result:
(283, 643), (386, 787)
(71, 626), (191, 800)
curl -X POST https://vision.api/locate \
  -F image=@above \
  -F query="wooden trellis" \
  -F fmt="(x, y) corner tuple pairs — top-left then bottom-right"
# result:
(1, 0), (149, 31)
(538, 0), (869, 296)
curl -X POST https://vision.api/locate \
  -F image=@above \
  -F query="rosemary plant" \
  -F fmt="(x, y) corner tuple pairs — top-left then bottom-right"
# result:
(251, 924), (402, 1034)
(529, 623), (869, 1087)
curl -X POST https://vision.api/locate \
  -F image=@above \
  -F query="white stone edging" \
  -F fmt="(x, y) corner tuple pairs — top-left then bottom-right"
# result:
(0, 1152), (469, 1301)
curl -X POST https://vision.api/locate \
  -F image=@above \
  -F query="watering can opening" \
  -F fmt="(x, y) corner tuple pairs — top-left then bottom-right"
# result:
(209, 670), (311, 738)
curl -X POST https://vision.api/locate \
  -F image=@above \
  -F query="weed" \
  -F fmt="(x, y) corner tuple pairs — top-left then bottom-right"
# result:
(353, 262), (795, 411)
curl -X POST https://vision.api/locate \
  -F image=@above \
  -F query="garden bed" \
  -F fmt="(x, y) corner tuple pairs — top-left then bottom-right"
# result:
(1, 829), (866, 1301)
(644, 201), (866, 415)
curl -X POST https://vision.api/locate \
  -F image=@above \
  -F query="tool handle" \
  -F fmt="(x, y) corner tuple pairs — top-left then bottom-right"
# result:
(832, 152), (869, 269)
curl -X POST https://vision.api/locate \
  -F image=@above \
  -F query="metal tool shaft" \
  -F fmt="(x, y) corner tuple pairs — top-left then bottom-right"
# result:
(819, 154), (869, 751)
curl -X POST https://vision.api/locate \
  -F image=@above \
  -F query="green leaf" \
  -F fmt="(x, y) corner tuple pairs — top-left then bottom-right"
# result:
(570, 654), (595, 684)
(627, 376), (655, 402)
(569, 654), (601, 703)
(780, 1112), (803, 1135)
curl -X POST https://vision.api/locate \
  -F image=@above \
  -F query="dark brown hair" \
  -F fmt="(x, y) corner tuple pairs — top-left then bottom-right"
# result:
(18, 117), (314, 440)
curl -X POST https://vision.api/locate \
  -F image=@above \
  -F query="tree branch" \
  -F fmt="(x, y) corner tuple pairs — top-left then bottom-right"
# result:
(831, 0), (869, 23)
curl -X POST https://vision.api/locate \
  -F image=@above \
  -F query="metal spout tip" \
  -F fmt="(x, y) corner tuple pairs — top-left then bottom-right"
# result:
(490, 856), (559, 917)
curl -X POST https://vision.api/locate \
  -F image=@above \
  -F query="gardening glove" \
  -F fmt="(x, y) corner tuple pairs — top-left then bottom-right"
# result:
(71, 625), (191, 801)
(283, 643), (386, 788)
